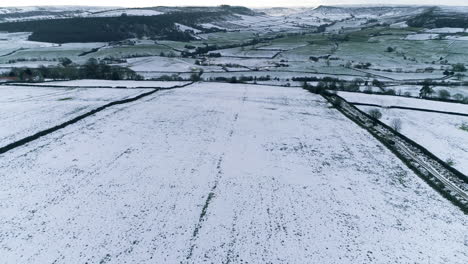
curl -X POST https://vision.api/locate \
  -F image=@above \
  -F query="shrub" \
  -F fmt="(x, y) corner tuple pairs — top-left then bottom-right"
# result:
(391, 118), (402, 132)
(368, 109), (382, 120)
(460, 123), (468, 132)
(453, 93), (464, 102)
(437, 89), (451, 100)
(332, 97), (343, 108)
(446, 158), (456, 166)
(384, 89), (396, 95)
(452, 63), (466, 72)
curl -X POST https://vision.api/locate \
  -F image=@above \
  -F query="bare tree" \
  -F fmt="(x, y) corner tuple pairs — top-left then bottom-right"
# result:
(391, 118), (402, 132)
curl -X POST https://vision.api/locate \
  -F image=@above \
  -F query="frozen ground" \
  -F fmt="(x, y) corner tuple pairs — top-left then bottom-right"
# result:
(0, 83), (465, 263)
(27, 80), (190, 88)
(386, 85), (468, 98)
(124, 56), (223, 73)
(0, 85), (149, 145)
(405, 34), (439, 41)
(359, 106), (468, 174)
(88, 9), (163, 17)
(339, 91), (468, 114)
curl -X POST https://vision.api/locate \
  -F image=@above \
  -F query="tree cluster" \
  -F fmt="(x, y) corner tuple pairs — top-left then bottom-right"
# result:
(3, 58), (142, 82)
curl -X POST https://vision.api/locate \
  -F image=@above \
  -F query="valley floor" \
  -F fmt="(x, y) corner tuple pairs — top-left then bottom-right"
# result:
(0, 83), (466, 263)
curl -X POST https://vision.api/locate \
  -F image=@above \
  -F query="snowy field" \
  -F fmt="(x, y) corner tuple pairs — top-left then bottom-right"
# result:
(25, 80), (189, 88)
(124, 56), (223, 73)
(0, 85), (149, 145)
(359, 106), (468, 174)
(386, 84), (468, 99)
(0, 83), (465, 263)
(209, 47), (280, 58)
(339, 91), (468, 114)
(88, 9), (163, 17)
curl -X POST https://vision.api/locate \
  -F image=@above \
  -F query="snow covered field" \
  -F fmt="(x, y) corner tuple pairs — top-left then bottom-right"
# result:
(124, 56), (223, 73)
(27, 80), (189, 88)
(209, 47), (280, 58)
(359, 106), (468, 174)
(88, 9), (163, 17)
(339, 91), (468, 114)
(0, 85), (149, 144)
(386, 84), (468, 98)
(0, 83), (465, 263)
(405, 34), (440, 40)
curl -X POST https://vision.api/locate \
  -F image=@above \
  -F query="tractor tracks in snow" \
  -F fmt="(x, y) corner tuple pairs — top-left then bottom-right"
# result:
(184, 89), (247, 262)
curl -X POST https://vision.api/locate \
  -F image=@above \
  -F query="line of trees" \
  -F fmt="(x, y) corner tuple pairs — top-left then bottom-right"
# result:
(2, 58), (142, 82)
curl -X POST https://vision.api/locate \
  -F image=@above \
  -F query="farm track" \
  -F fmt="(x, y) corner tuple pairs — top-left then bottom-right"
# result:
(319, 92), (468, 212)
(0, 82), (193, 156)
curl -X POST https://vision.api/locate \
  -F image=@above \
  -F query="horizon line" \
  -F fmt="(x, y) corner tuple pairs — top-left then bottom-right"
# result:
(1, 4), (467, 8)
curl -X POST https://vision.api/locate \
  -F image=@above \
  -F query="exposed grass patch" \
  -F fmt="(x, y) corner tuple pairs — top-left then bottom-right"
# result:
(460, 122), (468, 132)
(446, 158), (456, 166)
(58, 97), (73, 101)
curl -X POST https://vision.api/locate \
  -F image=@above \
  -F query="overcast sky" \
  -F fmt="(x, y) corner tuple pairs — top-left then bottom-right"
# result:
(2, 0), (467, 7)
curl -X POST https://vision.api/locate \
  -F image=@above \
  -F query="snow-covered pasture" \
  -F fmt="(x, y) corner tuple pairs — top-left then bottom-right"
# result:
(405, 34), (440, 40)
(124, 56), (223, 73)
(339, 91), (468, 115)
(386, 84), (468, 99)
(0, 85), (149, 144)
(0, 32), (56, 50)
(28, 80), (190, 88)
(88, 9), (163, 17)
(209, 47), (280, 58)
(359, 106), (468, 174)
(0, 83), (465, 263)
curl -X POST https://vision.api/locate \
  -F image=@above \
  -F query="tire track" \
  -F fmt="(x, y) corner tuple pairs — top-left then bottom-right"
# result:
(184, 89), (247, 263)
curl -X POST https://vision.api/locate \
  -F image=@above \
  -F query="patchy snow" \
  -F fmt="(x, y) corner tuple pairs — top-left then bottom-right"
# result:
(209, 47), (279, 58)
(0, 32), (57, 51)
(385, 85), (468, 99)
(0, 83), (465, 263)
(446, 36), (468, 41)
(199, 23), (226, 30)
(124, 56), (210, 73)
(405, 34), (440, 40)
(175, 23), (201, 34)
(0, 61), (59, 68)
(88, 9), (163, 17)
(425, 28), (466, 34)
(389, 21), (408, 28)
(205, 57), (276, 68)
